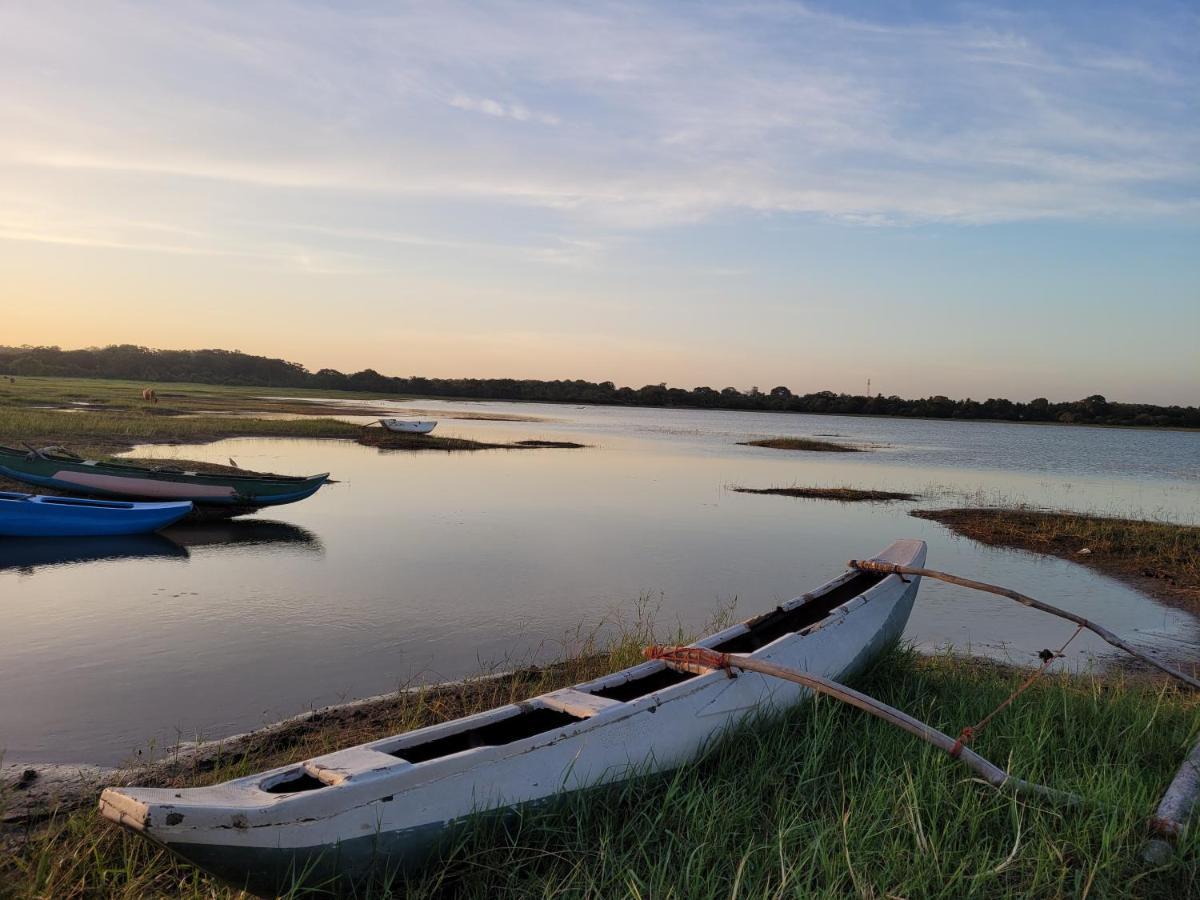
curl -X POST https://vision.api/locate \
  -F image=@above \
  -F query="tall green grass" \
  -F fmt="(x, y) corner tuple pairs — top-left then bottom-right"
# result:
(399, 648), (1199, 899)
(4, 648), (1197, 898)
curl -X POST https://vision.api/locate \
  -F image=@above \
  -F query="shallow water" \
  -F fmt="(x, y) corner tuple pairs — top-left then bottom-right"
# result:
(1, 402), (1197, 764)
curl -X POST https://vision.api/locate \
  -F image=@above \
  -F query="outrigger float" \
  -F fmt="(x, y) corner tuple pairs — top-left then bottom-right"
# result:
(100, 540), (927, 894)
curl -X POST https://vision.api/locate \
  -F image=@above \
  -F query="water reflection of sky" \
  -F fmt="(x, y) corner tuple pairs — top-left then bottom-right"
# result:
(1, 402), (1196, 764)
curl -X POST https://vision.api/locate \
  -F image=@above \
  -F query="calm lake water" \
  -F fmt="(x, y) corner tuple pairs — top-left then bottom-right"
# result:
(2, 402), (1197, 764)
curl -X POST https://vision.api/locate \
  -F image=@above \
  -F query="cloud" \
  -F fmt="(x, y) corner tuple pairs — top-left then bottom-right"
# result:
(448, 93), (559, 125)
(0, 0), (1195, 239)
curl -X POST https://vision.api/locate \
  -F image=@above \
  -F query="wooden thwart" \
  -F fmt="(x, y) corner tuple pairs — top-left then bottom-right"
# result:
(644, 644), (1080, 806)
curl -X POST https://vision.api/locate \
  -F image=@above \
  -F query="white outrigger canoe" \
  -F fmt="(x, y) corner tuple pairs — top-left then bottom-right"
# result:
(100, 539), (926, 893)
(379, 418), (437, 434)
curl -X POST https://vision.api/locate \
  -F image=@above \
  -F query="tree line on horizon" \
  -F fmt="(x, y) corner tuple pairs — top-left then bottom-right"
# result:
(1, 344), (1196, 429)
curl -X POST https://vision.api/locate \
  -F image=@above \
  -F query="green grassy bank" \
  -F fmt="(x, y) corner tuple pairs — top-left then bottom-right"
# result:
(4, 646), (1197, 898)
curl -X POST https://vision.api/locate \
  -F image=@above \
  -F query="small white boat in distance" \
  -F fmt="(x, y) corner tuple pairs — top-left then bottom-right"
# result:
(379, 418), (437, 434)
(99, 539), (926, 894)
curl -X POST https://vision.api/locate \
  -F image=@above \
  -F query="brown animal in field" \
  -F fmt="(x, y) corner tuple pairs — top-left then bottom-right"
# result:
(141, 388), (158, 404)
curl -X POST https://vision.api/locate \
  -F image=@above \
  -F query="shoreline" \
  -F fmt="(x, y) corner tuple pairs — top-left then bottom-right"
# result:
(3, 645), (1187, 828)
(6, 647), (1198, 898)
(2, 666), (528, 828)
(0, 378), (590, 461)
(913, 507), (1200, 610)
(5, 374), (1197, 433)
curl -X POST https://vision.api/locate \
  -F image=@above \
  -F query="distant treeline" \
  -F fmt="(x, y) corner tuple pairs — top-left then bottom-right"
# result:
(2, 344), (1196, 429)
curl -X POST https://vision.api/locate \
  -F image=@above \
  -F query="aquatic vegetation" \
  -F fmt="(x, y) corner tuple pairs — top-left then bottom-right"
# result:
(738, 437), (861, 452)
(733, 485), (918, 502)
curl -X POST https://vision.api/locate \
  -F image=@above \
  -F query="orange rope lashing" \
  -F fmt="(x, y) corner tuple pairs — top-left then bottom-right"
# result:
(949, 623), (1086, 757)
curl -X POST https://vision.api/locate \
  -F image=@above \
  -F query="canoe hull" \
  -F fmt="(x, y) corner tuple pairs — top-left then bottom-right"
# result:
(0, 446), (328, 508)
(100, 540), (925, 895)
(0, 492), (193, 537)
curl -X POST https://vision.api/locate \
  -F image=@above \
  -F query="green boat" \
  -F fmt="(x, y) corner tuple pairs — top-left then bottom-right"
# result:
(0, 445), (329, 510)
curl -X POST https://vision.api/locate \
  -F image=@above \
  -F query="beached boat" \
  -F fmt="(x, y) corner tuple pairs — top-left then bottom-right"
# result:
(0, 491), (192, 537)
(0, 445), (329, 509)
(379, 418), (437, 434)
(99, 539), (926, 893)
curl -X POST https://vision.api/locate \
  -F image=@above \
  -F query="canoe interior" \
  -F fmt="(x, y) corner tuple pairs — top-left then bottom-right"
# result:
(262, 568), (887, 781)
(34, 495), (138, 509)
(0, 445), (326, 485)
(0, 445), (329, 507)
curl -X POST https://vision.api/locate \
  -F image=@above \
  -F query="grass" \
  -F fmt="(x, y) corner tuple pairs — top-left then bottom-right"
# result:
(739, 437), (861, 452)
(4, 639), (1199, 898)
(0, 406), (364, 455)
(406, 649), (1200, 899)
(733, 485), (918, 502)
(0, 377), (579, 459)
(0, 375), (407, 410)
(915, 507), (1200, 609)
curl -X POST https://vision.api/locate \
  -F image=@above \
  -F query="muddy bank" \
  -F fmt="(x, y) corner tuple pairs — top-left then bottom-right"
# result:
(738, 437), (861, 452)
(733, 486), (918, 502)
(357, 430), (586, 451)
(0, 663), (579, 829)
(913, 507), (1200, 609)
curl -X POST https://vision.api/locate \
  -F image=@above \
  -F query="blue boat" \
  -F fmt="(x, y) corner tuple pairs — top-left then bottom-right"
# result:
(0, 491), (193, 537)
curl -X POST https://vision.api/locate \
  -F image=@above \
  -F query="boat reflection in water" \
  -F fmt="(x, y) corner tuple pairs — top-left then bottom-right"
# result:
(162, 519), (324, 554)
(1, 520), (323, 573)
(0, 533), (189, 573)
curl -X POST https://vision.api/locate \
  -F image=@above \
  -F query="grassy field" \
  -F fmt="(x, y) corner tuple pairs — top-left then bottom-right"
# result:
(0, 376), (574, 464)
(3, 642), (1198, 899)
(0, 375), (406, 409)
(915, 507), (1200, 609)
(732, 485), (918, 502)
(738, 436), (861, 452)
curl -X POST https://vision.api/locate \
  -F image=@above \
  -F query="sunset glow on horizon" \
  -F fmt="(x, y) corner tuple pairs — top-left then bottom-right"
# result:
(2, 2), (1197, 404)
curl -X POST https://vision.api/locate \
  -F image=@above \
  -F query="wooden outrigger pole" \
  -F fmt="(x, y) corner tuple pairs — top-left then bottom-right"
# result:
(655, 558), (1200, 862)
(847, 559), (1200, 691)
(645, 644), (1081, 805)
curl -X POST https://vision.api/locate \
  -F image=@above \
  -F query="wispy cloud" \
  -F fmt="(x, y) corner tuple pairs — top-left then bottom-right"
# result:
(1, 1), (1195, 239)
(449, 93), (559, 125)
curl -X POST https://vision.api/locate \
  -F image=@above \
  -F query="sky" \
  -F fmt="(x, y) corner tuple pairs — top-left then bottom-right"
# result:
(1, 1), (1197, 404)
